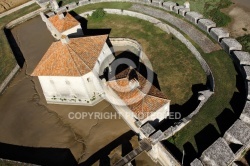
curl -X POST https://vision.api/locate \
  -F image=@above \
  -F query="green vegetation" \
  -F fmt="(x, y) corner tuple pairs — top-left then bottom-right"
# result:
(237, 34), (250, 53)
(86, 14), (206, 104)
(74, 2), (132, 14)
(91, 8), (106, 20)
(0, 3), (40, 85)
(168, 50), (237, 151)
(166, 0), (232, 26)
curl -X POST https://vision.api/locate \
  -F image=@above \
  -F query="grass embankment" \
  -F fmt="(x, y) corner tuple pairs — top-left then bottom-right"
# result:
(74, 2), (132, 14)
(165, 0), (232, 26)
(0, 3), (40, 85)
(237, 34), (250, 53)
(83, 13), (206, 105)
(167, 50), (238, 156)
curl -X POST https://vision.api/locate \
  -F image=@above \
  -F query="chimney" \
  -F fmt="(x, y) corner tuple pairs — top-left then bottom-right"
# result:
(61, 35), (70, 44)
(58, 12), (65, 19)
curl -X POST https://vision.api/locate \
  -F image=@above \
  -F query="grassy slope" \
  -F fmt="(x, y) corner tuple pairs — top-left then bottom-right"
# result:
(85, 13), (206, 104)
(0, 4), (40, 84)
(167, 50), (237, 152)
(74, 2), (132, 13)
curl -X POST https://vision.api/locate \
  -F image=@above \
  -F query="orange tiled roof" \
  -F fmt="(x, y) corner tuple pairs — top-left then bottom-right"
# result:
(107, 68), (170, 120)
(48, 12), (79, 33)
(31, 35), (108, 76)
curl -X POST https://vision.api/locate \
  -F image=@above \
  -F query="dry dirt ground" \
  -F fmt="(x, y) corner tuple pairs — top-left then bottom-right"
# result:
(0, 0), (30, 13)
(222, 0), (250, 37)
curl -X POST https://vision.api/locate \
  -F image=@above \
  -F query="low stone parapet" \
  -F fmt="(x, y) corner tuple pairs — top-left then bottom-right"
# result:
(209, 27), (229, 42)
(231, 51), (250, 66)
(197, 19), (216, 33)
(152, 0), (163, 7)
(79, 0), (90, 5)
(200, 138), (235, 166)
(65, 2), (78, 11)
(173, 5), (184, 14)
(221, 38), (242, 54)
(190, 158), (203, 166)
(162, 1), (176, 11)
(240, 101), (250, 124)
(185, 11), (203, 24)
(243, 66), (250, 81)
(248, 82), (250, 100)
(179, 7), (190, 16)
(223, 119), (250, 146)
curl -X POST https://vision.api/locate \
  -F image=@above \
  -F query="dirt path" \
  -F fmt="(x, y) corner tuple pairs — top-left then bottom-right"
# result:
(222, 0), (250, 37)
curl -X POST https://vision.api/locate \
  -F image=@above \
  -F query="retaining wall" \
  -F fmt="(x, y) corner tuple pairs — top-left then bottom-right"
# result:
(0, 7), (47, 95)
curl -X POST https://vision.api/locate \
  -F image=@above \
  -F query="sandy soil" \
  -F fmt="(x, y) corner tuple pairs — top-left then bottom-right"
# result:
(0, 16), (158, 165)
(222, 0), (250, 37)
(0, 0), (30, 14)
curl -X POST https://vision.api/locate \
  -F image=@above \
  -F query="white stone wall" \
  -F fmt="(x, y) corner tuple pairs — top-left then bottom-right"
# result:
(148, 142), (181, 166)
(93, 43), (115, 76)
(40, 12), (61, 39)
(38, 72), (104, 105)
(103, 84), (141, 133)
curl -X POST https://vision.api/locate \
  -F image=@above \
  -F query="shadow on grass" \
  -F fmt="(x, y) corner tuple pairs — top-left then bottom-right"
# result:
(156, 83), (206, 132)
(4, 28), (25, 68)
(194, 124), (220, 156)
(161, 140), (183, 162)
(0, 142), (77, 166)
(230, 65), (246, 117)
(70, 11), (112, 36)
(183, 142), (197, 166)
(216, 108), (237, 135)
(79, 130), (135, 166)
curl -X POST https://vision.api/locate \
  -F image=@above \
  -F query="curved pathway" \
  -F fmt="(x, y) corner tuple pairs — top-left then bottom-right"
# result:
(130, 4), (220, 53)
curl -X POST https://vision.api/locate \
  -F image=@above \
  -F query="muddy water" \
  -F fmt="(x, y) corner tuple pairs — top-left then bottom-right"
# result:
(1, 16), (158, 165)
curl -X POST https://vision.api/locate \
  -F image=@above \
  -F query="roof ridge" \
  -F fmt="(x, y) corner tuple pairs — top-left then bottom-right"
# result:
(65, 44), (83, 76)
(67, 41), (92, 72)
(146, 93), (169, 101)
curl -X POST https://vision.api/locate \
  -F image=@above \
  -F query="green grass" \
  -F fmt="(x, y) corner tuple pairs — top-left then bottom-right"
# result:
(0, 3), (40, 85)
(167, 50), (237, 152)
(165, 0), (232, 26)
(74, 2), (132, 14)
(237, 34), (250, 53)
(85, 14), (206, 104)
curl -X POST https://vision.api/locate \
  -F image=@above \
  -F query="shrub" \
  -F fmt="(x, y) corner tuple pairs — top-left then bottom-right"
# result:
(237, 35), (250, 52)
(91, 8), (106, 20)
(204, 0), (232, 26)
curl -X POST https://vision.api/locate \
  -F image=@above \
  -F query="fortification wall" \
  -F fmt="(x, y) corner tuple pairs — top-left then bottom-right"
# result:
(0, 7), (47, 94)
